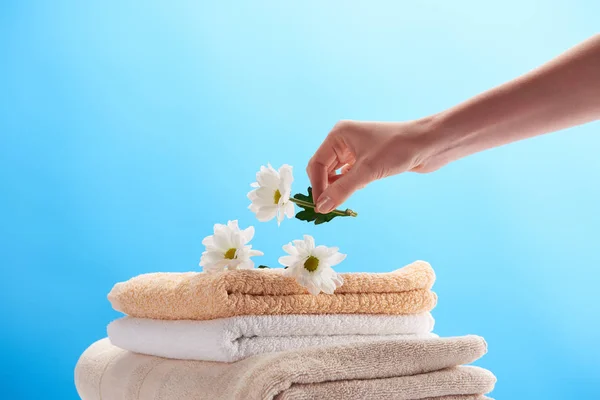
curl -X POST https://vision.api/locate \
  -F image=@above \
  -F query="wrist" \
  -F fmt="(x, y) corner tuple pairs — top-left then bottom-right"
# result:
(404, 113), (459, 170)
(413, 111), (475, 168)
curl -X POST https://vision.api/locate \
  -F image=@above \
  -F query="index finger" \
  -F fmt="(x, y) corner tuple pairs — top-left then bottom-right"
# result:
(306, 134), (339, 203)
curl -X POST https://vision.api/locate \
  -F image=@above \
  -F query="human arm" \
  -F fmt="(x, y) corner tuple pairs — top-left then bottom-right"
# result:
(308, 34), (600, 213)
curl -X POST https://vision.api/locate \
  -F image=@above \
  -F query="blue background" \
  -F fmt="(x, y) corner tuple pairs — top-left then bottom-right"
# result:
(1, 1), (599, 399)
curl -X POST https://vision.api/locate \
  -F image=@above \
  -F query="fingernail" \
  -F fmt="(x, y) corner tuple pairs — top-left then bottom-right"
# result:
(317, 196), (334, 213)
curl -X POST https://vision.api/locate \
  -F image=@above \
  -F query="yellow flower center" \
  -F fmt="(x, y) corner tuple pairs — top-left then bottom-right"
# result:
(273, 189), (282, 204)
(303, 256), (319, 272)
(224, 248), (237, 260)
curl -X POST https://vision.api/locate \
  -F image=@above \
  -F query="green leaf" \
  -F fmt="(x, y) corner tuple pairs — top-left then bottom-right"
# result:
(293, 187), (314, 203)
(322, 213), (337, 223)
(293, 193), (310, 202)
(295, 210), (316, 222)
(293, 186), (349, 225)
(257, 265), (270, 269)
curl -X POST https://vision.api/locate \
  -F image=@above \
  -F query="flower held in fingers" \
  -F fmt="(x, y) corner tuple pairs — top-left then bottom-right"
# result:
(200, 220), (263, 273)
(278, 235), (346, 295)
(248, 164), (295, 225)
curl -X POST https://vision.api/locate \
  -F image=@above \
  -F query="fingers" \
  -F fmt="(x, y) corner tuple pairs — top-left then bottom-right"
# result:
(306, 160), (328, 204)
(315, 163), (371, 213)
(307, 132), (355, 202)
(308, 122), (364, 209)
(327, 163), (353, 184)
(306, 134), (339, 203)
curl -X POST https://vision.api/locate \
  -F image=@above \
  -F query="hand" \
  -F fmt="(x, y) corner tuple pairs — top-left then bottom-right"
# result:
(308, 35), (600, 215)
(307, 119), (445, 213)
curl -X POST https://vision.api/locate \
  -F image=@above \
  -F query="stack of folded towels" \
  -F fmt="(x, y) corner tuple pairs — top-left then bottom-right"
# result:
(75, 261), (496, 399)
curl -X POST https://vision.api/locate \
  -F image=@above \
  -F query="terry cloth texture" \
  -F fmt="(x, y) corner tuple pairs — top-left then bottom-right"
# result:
(107, 260), (437, 320)
(75, 335), (495, 400)
(273, 367), (495, 400)
(108, 313), (436, 362)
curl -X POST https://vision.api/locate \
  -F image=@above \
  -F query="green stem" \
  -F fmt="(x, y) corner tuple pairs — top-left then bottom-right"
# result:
(289, 198), (358, 217)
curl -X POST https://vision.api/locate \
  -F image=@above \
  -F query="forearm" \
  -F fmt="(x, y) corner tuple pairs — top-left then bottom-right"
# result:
(429, 34), (600, 163)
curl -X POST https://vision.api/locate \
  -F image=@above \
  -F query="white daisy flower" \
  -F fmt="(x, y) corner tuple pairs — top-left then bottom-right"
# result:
(247, 164), (295, 225)
(278, 235), (346, 295)
(199, 220), (263, 273)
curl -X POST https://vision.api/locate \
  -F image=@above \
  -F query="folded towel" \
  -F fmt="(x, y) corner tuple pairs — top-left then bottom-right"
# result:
(274, 367), (495, 400)
(75, 335), (494, 400)
(108, 313), (436, 361)
(108, 260), (437, 320)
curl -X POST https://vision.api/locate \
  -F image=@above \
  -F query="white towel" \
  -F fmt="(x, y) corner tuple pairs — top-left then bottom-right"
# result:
(108, 313), (435, 362)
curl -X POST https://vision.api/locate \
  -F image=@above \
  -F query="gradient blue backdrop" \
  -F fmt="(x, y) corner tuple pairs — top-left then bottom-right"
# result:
(1, 1), (599, 399)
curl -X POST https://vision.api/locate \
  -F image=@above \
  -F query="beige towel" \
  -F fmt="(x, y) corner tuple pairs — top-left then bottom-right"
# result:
(75, 335), (495, 400)
(274, 367), (496, 400)
(108, 260), (437, 320)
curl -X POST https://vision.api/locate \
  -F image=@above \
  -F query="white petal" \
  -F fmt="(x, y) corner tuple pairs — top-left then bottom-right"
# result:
(200, 250), (224, 264)
(319, 266), (344, 290)
(326, 246), (340, 256)
(276, 208), (285, 225)
(256, 206), (277, 222)
(213, 231), (231, 251)
(255, 187), (275, 201)
(278, 255), (298, 266)
(279, 164), (294, 189)
(202, 259), (230, 273)
(266, 163), (279, 175)
(213, 223), (227, 235)
(238, 259), (255, 270)
(250, 196), (272, 209)
(212, 224), (231, 245)
(249, 189), (271, 206)
(303, 235), (315, 250)
(312, 245), (330, 260)
(226, 263), (240, 271)
(247, 189), (259, 200)
(228, 257), (243, 267)
(241, 226), (255, 244)
(326, 252), (347, 267)
(291, 239), (304, 246)
(248, 248), (264, 257)
(284, 262), (302, 276)
(284, 259), (346, 295)
(320, 277), (337, 294)
(230, 232), (245, 249)
(282, 266), (301, 279)
(282, 243), (298, 256)
(227, 220), (240, 232)
(202, 264), (222, 274)
(201, 235), (215, 247)
(250, 182), (259, 188)
(292, 239), (307, 253)
(280, 190), (291, 203)
(332, 273), (344, 288)
(305, 281), (322, 296)
(257, 165), (280, 188)
(284, 202), (295, 219)
(294, 270), (311, 284)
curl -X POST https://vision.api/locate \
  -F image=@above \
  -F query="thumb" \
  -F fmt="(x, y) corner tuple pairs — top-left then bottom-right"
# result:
(315, 165), (370, 213)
